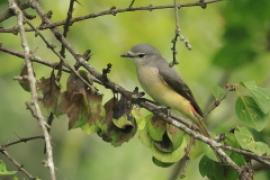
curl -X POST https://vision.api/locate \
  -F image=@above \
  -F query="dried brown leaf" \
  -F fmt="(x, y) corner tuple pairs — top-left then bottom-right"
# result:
(38, 71), (60, 110)
(18, 64), (31, 92)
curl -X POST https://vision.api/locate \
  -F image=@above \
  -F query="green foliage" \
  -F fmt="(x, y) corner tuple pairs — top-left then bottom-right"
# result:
(235, 96), (267, 131)
(235, 81), (270, 131)
(199, 156), (238, 180)
(241, 81), (270, 114)
(139, 115), (187, 165)
(224, 133), (247, 166)
(212, 0), (270, 71)
(234, 127), (270, 156)
(199, 132), (247, 180)
(0, 160), (17, 176)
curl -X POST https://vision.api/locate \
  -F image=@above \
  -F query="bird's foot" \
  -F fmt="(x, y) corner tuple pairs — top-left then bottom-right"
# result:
(154, 106), (171, 117)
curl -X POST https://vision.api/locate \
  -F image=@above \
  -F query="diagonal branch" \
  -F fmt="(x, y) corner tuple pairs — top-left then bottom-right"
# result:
(1, 135), (44, 149)
(57, 0), (77, 81)
(8, 1), (56, 180)
(0, 43), (69, 72)
(0, 149), (36, 179)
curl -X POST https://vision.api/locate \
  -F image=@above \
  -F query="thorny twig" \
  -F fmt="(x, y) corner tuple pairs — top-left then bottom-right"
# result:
(204, 73), (231, 118)
(58, 0), (77, 81)
(0, 135), (44, 179)
(0, 149), (36, 179)
(0, 135), (44, 149)
(8, 1), (56, 180)
(0, 0), (222, 34)
(170, 0), (181, 67)
(128, 0), (136, 8)
(170, 0), (192, 67)
(25, 20), (95, 90)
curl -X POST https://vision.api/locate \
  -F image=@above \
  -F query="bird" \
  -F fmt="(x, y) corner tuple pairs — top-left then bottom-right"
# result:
(121, 44), (209, 136)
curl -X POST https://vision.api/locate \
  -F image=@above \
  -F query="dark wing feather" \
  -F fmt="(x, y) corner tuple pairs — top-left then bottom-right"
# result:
(158, 65), (204, 117)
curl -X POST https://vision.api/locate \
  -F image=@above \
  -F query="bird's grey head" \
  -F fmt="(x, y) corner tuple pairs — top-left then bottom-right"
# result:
(121, 44), (161, 65)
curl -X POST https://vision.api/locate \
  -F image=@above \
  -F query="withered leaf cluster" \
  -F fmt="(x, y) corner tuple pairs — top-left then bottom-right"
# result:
(19, 68), (137, 146)
(98, 96), (137, 146)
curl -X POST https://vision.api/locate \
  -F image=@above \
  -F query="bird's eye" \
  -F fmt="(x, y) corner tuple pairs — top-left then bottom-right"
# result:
(138, 53), (145, 58)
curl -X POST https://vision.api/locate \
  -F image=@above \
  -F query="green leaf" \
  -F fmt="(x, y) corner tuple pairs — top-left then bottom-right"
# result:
(146, 115), (166, 142)
(166, 124), (184, 150)
(234, 127), (270, 156)
(0, 160), (17, 176)
(224, 133), (247, 166)
(235, 96), (267, 131)
(152, 157), (174, 168)
(241, 81), (270, 114)
(112, 116), (133, 129)
(212, 44), (257, 70)
(138, 129), (187, 164)
(199, 156), (238, 180)
(133, 109), (148, 130)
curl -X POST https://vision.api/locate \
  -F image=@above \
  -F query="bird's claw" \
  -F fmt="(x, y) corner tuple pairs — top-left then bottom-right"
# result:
(154, 106), (171, 117)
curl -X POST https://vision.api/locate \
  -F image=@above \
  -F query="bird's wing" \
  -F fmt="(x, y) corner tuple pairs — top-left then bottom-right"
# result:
(158, 64), (204, 117)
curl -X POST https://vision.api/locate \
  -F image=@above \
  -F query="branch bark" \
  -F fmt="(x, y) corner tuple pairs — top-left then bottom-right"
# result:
(8, 1), (56, 180)
(0, 0), (222, 34)
(0, 149), (36, 179)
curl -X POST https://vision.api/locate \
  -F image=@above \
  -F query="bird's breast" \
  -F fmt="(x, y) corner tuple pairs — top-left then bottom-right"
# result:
(137, 66), (193, 117)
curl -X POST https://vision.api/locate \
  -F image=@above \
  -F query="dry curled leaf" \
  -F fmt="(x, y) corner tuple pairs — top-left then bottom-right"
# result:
(38, 71), (60, 111)
(97, 96), (137, 146)
(18, 64), (31, 92)
(59, 71), (103, 129)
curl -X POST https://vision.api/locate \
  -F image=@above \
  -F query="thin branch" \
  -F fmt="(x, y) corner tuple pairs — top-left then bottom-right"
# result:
(8, 1), (56, 180)
(0, 43), (100, 86)
(0, 0), (223, 34)
(221, 144), (270, 167)
(25, 21), (95, 90)
(170, 0), (181, 67)
(128, 0), (136, 8)
(60, 0), (76, 57)
(1, 135), (44, 149)
(204, 73), (231, 118)
(170, 0), (192, 67)
(0, 149), (36, 179)
(0, 43), (69, 72)
(204, 91), (227, 117)
(57, 0), (76, 81)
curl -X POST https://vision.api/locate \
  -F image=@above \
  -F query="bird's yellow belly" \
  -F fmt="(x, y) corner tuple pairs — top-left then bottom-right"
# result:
(137, 66), (193, 117)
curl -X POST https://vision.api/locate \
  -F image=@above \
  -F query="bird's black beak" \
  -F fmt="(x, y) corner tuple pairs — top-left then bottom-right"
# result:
(121, 51), (136, 58)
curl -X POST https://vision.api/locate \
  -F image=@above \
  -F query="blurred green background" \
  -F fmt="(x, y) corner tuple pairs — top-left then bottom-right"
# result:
(0, 0), (270, 179)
